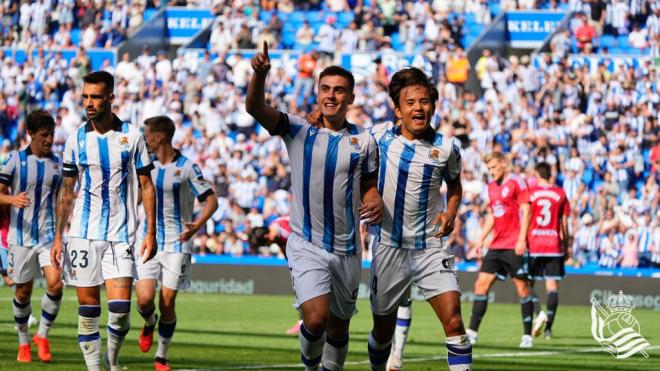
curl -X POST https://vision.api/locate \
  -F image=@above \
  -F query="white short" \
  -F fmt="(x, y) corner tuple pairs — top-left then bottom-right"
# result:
(135, 250), (192, 291)
(62, 238), (135, 287)
(287, 233), (361, 320)
(7, 242), (52, 284)
(370, 243), (461, 315)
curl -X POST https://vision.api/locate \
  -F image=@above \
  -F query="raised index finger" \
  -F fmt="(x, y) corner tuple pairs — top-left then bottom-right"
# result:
(263, 41), (269, 58)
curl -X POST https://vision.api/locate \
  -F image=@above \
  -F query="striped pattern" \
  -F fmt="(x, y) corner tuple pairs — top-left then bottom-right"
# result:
(371, 122), (461, 250)
(0, 148), (61, 247)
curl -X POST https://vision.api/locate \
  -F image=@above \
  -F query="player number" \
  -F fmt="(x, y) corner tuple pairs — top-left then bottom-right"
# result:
(536, 199), (552, 227)
(70, 250), (89, 268)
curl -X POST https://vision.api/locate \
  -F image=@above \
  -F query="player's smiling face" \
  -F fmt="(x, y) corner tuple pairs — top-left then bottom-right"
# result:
(395, 85), (435, 140)
(317, 75), (354, 122)
(82, 82), (113, 121)
(29, 127), (54, 157)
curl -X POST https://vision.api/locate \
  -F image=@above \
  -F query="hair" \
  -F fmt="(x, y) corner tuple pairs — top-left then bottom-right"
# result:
(82, 71), (115, 94)
(248, 227), (270, 252)
(144, 115), (175, 142)
(483, 151), (506, 163)
(535, 162), (552, 180)
(388, 67), (439, 107)
(26, 109), (55, 133)
(318, 65), (355, 92)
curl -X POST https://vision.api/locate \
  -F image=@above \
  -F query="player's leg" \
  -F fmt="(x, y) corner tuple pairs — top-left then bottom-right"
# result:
(542, 257), (564, 338)
(64, 238), (105, 370)
(33, 262), (64, 362)
(322, 253), (361, 371)
(8, 244), (39, 362)
(286, 234), (331, 370)
(417, 249), (471, 371)
(152, 252), (191, 371)
(468, 251), (500, 344)
(388, 291), (412, 370)
(369, 244), (408, 371)
(103, 242), (135, 370)
(513, 277), (534, 347)
(135, 249), (160, 353)
(529, 258), (548, 337)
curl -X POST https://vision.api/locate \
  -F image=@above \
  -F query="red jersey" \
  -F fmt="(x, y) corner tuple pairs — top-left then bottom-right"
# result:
(0, 206), (8, 250)
(528, 184), (570, 256)
(271, 215), (291, 243)
(488, 175), (530, 250)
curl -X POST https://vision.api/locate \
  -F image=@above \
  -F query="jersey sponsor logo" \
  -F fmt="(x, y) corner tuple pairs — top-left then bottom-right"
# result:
(493, 202), (505, 217)
(502, 186), (510, 198)
(591, 290), (651, 359)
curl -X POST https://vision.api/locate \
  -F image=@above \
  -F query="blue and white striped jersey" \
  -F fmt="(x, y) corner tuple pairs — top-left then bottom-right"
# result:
(139, 151), (214, 253)
(371, 122), (461, 250)
(0, 147), (61, 246)
(270, 112), (378, 256)
(62, 116), (153, 244)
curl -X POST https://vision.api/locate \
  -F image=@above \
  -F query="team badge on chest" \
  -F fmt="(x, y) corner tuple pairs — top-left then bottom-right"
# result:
(349, 137), (361, 151)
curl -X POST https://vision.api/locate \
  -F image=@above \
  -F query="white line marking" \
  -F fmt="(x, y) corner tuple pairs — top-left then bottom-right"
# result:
(179, 345), (660, 370)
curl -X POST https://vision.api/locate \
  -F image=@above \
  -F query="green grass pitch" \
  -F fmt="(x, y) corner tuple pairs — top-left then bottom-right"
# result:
(0, 287), (658, 370)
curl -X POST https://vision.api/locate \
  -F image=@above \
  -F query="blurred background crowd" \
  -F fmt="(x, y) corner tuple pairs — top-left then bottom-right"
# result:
(0, 0), (659, 268)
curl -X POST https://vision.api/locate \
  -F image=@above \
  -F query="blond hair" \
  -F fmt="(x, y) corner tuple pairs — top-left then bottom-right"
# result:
(483, 151), (506, 163)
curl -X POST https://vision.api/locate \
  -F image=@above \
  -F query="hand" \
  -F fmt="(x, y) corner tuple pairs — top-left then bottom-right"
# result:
(11, 192), (30, 208)
(359, 200), (382, 225)
(305, 110), (324, 128)
(432, 212), (456, 238)
(179, 222), (199, 242)
(140, 232), (157, 263)
(514, 239), (527, 256)
(251, 41), (271, 76)
(51, 237), (63, 271)
(475, 239), (484, 259)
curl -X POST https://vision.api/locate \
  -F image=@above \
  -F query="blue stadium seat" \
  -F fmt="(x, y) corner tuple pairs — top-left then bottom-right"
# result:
(71, 28), (81, 45)
(464, 13), (477, 24)
(260, 11), (273, 23)
(306, 11), (325, 23)
(617, 35), (630, 49)
(338, 11), (354, 25)
(391, 32), (403, 50)
(600, 35), (616, 48)
(290, 11), (305, 23)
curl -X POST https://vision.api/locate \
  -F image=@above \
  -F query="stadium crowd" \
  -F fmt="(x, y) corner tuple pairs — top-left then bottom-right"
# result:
(0, 0), (659, 269)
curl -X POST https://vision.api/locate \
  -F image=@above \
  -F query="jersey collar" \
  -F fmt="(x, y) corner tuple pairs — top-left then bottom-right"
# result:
(85, 114), (124, 133)
(24, 145), (56, 160)
(391, 124), (437, 143)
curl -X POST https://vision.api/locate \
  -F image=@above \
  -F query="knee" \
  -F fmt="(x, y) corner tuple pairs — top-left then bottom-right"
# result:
(303, 311), (328, 334)
(516, 284), (530, 298)
(371, 316), (396, 343)
(48, 280), (63, 295)
(14, 290), (31, 303)
(442, 314), (465, 336)
(474, 280), (490, 295)
(159, 296), (176, 314)
(136, 295), (154, 311)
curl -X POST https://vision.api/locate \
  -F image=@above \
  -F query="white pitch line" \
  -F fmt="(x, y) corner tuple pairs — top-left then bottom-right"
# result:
(179, 344), (660, 370)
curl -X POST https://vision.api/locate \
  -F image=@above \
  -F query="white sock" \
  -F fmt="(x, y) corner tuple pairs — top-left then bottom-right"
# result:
(78, 305), (102, 370)
(300, 322), (324, 370)
(368, 332), (391, 371)
(392, 303), (412, 358)
(13, 298), (31, 344)
(156, 318), (177, 360)
(322, 333), (349, 371)
(38, 291), (62, 338)
(446, 334), (472, 371)
(107, 300), (131, 366)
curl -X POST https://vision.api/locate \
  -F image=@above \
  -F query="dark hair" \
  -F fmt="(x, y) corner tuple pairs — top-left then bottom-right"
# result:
(319, 65), (355, 92)
(82, 71), (114, 94)
(248, 227), (270, 251)
(535, 162), (552, 180)
(26, 109), (55, 133)
(388, 67), (439, 107)
(144, 115), (175, 142)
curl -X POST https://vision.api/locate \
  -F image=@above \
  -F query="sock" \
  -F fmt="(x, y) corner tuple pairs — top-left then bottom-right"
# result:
(137, 303), (157, 335)
(107, 300), (131, 366)
(546, 291), (559, 331)
(391, 303), (412, 359)
(300, 322), (324, 370)
(78, 305), (102, 370)
(156, 318), (177, 360)
(531, 291), (541, 316)
(13, 298), (31, 344)
(468, 295), (488, 332)
(38, 291), (62, 338)
(520, 296), (534, 336)
(322, 333), (349, 371)
(446, 334), (472, 371)
(367, 332), (391, 371)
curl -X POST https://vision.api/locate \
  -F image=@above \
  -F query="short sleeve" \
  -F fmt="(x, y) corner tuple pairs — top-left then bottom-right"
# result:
(268, 112), (308, 138)
(442, 140), (462, 183)
(134, 135), (154, 175)
(188, 163), (214, 201)
(0, 152), (17, 186)
(62, 134), (79, 177)
(361, 133), (378, 180)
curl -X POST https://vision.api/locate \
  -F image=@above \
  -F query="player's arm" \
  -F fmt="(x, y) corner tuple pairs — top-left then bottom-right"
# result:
(561, 214), (571, 260)
(476, 208), (494, 257)
(0, 184), (30, 208)
(433, 175), (462, 238)
(359, 177), (382, 225)
(51, 176), (76, 269)
(139, 172), (157, 262)
(515, 202), (531, 256)
(180, 194), (218, 242)
(245, 41), (280, 133)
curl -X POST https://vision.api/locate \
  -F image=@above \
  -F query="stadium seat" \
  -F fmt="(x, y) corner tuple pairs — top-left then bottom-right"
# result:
(306, 11), (325, 23)
(71, 28), (81, 45)
(290, 11), (305, 23)
(260, 11), (273, 23)
(338, 11), (354, 25)
(600, 35), (616, 48)
(617, 36), (630, 49)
